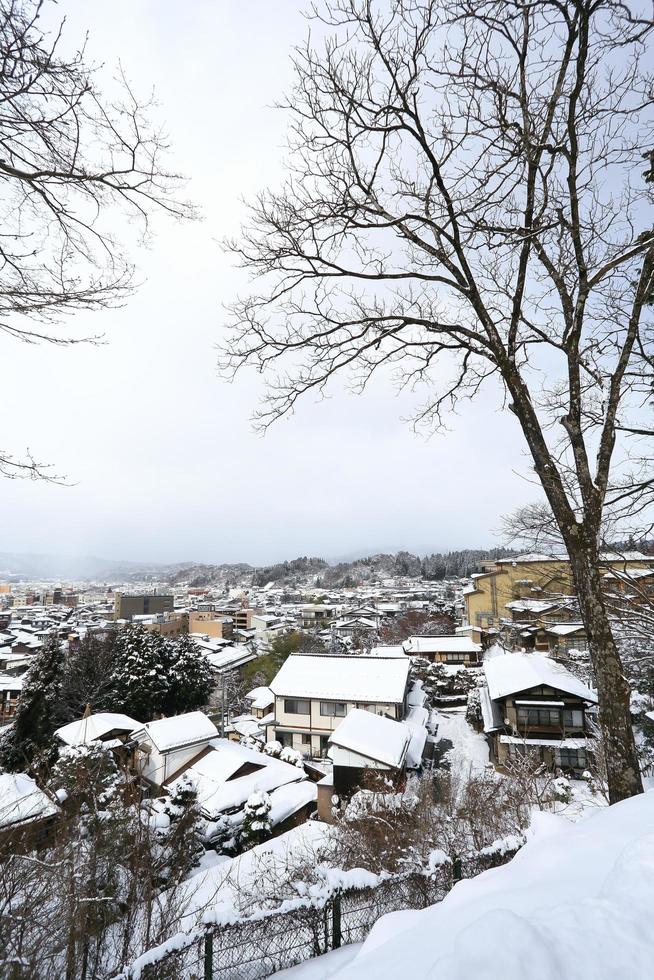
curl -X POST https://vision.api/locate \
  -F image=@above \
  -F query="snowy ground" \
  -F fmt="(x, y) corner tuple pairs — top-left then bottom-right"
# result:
(176, 821), (336, 929)
(432, 707), (490, 772)
(275, 944), (362, 979)
(280, 790), (654, 979)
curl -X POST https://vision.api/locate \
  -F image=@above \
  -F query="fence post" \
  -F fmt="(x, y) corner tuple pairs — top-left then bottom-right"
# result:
(204, 931), (214, 980)
(332, 893), (342, 950)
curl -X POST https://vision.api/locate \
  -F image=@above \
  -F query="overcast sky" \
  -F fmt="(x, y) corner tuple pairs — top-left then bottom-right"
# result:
(0, 0), (534, 566)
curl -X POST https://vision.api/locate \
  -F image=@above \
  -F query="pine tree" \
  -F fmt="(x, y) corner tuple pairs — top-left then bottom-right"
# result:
(110, 626), (174, 721)
(163, 633), (214, 716)
(240, 791), (272, 850)
(0, 634), (64, 771)
(110, 626), (214, 721)
(160, 774), (205, 881)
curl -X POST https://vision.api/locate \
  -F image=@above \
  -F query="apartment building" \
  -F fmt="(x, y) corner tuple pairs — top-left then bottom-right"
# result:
(114, 593), (174, 622)
(463, 552), (652, 630)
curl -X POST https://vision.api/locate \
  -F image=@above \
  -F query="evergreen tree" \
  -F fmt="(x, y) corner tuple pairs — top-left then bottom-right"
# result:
(0, 635), (63, 772)
(239, 791), (272, 851)
(111, 626), (173, 721)
(163, 633), (214, 716)
(159, 774), (205, 882)
(110, 626), (214, 721)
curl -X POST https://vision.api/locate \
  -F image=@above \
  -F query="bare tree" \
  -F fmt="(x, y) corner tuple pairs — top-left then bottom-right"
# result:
(221, 0), (654, 802)
(0, 0), (192, 478)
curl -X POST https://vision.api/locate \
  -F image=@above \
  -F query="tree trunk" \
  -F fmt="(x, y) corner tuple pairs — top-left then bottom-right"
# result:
(568, 547), (643, 803)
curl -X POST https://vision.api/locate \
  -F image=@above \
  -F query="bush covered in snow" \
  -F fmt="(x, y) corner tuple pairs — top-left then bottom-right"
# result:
(240, 791), (273, 850)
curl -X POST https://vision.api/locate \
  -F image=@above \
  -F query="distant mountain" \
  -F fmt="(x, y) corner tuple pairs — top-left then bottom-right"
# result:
(0, 546), (517, 586)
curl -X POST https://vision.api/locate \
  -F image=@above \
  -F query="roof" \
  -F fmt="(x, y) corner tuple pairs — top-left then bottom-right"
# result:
(245, 686), (274, 709)
(499, 735), (588, 749)
(329, 709), (411, 768)
(546, 623), (586, 636)
(403, 635), (481, 655)
(479, 686), (504, 733)
(133, 711), (218, 752)
(270, 654), (410, 703)
(366, 645), (406, 658)
(55, 712), (140, 746)
(484, 653), (597, 703)
(172, 739), (307, 817)
(0, 773), (59, 829)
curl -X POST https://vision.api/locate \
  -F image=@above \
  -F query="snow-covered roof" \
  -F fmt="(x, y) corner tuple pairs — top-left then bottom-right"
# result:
(0, 674), (22, 691)
(270, 654), (410, 703)
(479, 685), (504, 733)
(366, 645), (406, 658)
(484, 653), (597, 703)
(133, 712), (218, 752)
(329, 709), (411, 769)
(403, 635), (481, 655)
(245, 686), (274, 709)
(172, 739), (306, 817)
(546, 623), (586, 636)
(267, 780), (317, 827)
(55, 711), (140, 746)
(505, 599), (560, 613)
(0, 772), (59, 829)
(499, 734), (588, 749)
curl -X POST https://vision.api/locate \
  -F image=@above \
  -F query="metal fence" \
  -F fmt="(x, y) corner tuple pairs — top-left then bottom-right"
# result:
(119, 848), (518, 980)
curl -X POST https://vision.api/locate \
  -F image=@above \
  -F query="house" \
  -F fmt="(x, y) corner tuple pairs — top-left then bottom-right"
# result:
(478, 652), (597, 773)
(167, 738), (316, 837)
(317, 706), (428, 822)
(130, 711), (219, 789)
(403, 635), (481, 664)
(546, 623), (588, 655)
(0, 772), (60, 851)
(245, 686), (275, 719)
(269, 653), (411, 757)
(300, 604), (340, 628)
(0, 674), (22, 723)
(55, 711), (140, 747)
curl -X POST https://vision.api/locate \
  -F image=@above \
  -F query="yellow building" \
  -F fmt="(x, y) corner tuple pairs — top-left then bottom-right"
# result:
(463, 551), (651, 630)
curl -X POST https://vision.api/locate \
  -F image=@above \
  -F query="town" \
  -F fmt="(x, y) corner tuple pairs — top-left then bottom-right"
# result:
(2, 546), (654, 975)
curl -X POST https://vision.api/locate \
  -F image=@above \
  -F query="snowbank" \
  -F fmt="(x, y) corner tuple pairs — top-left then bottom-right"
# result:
(330, 790), (654, 979)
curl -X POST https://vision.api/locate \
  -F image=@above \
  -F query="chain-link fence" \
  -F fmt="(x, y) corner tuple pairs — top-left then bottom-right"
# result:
(117, 847), (519, 979)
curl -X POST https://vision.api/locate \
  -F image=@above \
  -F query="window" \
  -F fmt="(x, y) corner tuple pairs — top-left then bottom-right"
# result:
(558, 748), (587, 770)
(301, 733), (311, 745)
(320, 701), (347, 717)
(563, 708), (584, 728)
(284, 699), (310, 715)
(517, 707), (561, 727)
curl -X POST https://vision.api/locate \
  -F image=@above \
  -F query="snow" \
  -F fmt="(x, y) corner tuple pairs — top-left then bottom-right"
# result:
(546, 623), (585, 636)
(55, 711), (140, 746)
(407, 680), (426, 707)
(270, 653), (410, 704)
(169, 738), (308, 818)
(499, 734), (588, 749)
(365, 645), (406, 658)
(403, 635), (481, 655)
(328, 789), (654, 980)
(434, 709), (490, 771)
(246, 685), (274, 709)
(0, 772), (59, 828)
(267, 780), (317, 826)
(131, 711), (218, 751)
(329, 709), (411, 769)
(274, 944), (363, 979)
(484, 652), (597, 702)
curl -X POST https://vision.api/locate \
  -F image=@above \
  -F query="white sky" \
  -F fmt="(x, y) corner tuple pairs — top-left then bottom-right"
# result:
(0, 0), (532, 565)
